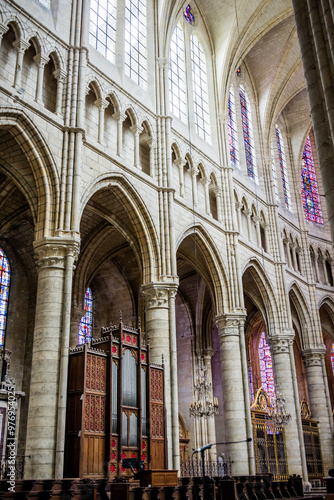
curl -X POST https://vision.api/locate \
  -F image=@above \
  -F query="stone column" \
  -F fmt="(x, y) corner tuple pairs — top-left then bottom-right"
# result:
(319, 255), (328, 284)
(216, 315), (250, 475)
(303, 348), (334, 474)
(191, 168), (198, 207)
(112, 111), (127, 156)
(252, 215), (261, 247)
(130, 124), (143, 169)
(291, 243), (298, 272)
(201, 177), (210, 215)
(244, 209), (252, 241)
(269, 335), (303, 475)
(53, 69), (66, 116)
(147, 138), (155, 178)
(25, 240), (71, 479)
(283, 238), (292, 268)
(174, 158), (186, 197)
(13, 39), (30, 90)
(235, 202), (243, 232)
(95, 98), (108, 145)
(142, 282), (179, 469)
(213, 188), (223, 223)
(34, 54), (49, 104)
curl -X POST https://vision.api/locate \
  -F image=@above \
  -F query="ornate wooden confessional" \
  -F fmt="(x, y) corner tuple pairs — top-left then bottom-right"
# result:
(64, 318), (167, 479)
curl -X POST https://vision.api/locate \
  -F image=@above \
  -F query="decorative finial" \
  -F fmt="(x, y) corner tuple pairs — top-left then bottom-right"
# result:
(119, 311), (123, 322)
(138, 316), (141, 328)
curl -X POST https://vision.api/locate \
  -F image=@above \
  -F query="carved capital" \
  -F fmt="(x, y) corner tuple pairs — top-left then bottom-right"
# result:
(13, 38), (30, 53)
(142, 283), (177, 309)
(302, 347), (326, 367)
(243, 209), (251, 217)
(157, 57), (171, 70)
(130, 124), (143, 135)
(252, 215), (260, 224)
(174, 158), (186, 168)
(33, 53), (49, 67)
(94, 97), (109, 110)
(269, 334), (294, 354)
(215, 313), (246, 337)
(112, 111), (127, 123)
(53, 68), (67, 82)
(34, 237), (80, 270)
(235, 202), (243, 211)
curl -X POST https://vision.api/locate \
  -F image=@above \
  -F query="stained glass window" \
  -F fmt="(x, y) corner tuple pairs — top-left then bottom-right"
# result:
(169, 24), (187, 123)
(0, 248), (10, 348)
(89, 0), (117, 63)
(259, 332), (275, 404)
(183, 4), (194, 25)
(271, 141), (279, 202)
(228, 86), (239, 167)
(275, 126), (291, 209)
(239, 85), (257, 180)
(248, 364), (254, 402)
(331, 343), (334, 376)
(78, 288), (93, 344)
(125, 0), (147, 87)
(190, 35), (211, 141)
(301, 136), (323, 225)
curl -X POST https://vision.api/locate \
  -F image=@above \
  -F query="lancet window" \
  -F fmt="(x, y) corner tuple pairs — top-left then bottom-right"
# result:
(190, 35), (211, 141)
(228, 86), (239, 167)
(239, 85), (257, 180)
(89, 0), (117, 63)
(78, 287), (93, 344)
(275, 125), (291, 209)
(169, 24), (187, 123)
(0, 248), (10, 348)
(301, 136), (323, 225)
(259, 332), (275, 404)
(271, 142), (279, 202)
(124, 0), (147, 87)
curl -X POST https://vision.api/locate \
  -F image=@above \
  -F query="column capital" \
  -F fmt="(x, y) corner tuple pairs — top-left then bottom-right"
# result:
(13, 38), (30, 53)
(174, 158), (186, 168)
(200, 176), (210, 187)
(302, 347), (326, 366)
(202, 347), (215, 359)
(215, 313), (246, 336)
(53, 68), (67, 82)
(112, 111), (127, 122)
(243, 209), (252, 218)
(33, 53), (49, 67)
(235, 201), (243, 211)
(268, 332), (294, 353)
(130, 124), (143, 135)
(157, 57), (171, 69)
(142, 282), (178, 309)
(252, 215), (260, 224)
(34, 237), (80, 270)
(218, 113), (228, 125)
(94, 97), (109, 110)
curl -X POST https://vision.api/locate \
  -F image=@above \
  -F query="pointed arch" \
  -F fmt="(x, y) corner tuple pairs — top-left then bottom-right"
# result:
(80, 173), (160, 283)
(176, 224), (229, 315)
(288, 283), (312, 349)
(0, 108), (60, 237)
(242, 258), (279, 336)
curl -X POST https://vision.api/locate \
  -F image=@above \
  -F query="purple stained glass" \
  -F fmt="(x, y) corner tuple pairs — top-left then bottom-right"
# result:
(0, 248), (10, 348)
(275, 126), (290, 209)
(331, 344), (334, 376)
(228, 87), (239, 167)
(259, 332), (275, 404)
(78, 287), (93, 344)
(248, 365), (254, 402)
(183, 4), (194, 25)
(301, 136), (323, 225)
(239, 86), (257, 180)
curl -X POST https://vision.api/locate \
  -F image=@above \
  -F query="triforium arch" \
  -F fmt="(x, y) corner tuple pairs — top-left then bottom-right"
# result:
(0, 108), (60, 238)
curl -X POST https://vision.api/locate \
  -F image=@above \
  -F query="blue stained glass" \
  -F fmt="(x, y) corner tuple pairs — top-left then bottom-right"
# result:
(239, 86), (257, 180)
(183, 4), (194, 24)
(78, 288), (93, 344)
(258, 332), (275, 404)
(228, 86), (239, 167)
(331, 344), (334, 376)
(301, 136), (323, 225)
(275, 125), (291, 209)
(0, 248), (10, 348)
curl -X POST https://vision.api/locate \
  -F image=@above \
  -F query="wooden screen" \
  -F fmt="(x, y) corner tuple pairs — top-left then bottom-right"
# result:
(64, 319), (167, 479)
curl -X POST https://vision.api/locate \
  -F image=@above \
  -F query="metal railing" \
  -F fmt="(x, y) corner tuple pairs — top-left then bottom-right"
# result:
(180, 456), (232, 478)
